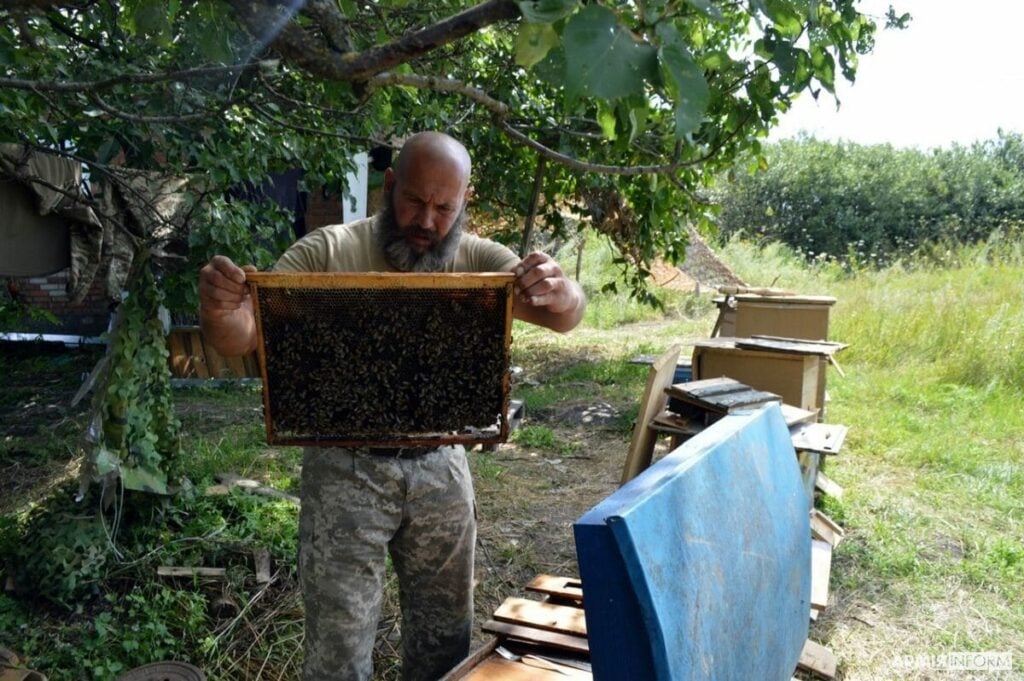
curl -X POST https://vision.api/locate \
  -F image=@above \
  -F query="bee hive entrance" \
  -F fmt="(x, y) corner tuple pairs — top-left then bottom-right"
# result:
(248, 272), (515, 447)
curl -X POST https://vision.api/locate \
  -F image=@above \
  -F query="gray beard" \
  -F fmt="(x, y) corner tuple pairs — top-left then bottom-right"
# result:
(375, 192), (466, 272)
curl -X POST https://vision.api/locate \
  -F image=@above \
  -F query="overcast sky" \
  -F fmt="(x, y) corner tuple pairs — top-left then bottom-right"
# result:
(769, 0), (1024, 149)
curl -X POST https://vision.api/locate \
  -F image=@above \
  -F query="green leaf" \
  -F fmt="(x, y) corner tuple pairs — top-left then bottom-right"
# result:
(772, 37), (797, 78)
(597, 100), (617, 140)
(765, 0), (804, 37)
(684, 0), (724, 21)
(93, 447), (121, 477)
(628, 104), (648, 144)
(562, 6), (658, 100)
(515, 22), (561, 68)
(657, 24), (710, 137)
(517, 0), (578, 24)
(811, 44), (836, 92)
(121, 464), (168, 495)
(132, 0), (175, 44)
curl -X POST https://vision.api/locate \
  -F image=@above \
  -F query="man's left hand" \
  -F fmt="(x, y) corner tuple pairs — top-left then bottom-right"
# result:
(512, 252), (586, 331)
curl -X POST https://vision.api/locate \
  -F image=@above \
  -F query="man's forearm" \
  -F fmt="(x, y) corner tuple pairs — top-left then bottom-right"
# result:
(199, 299), (258, 357)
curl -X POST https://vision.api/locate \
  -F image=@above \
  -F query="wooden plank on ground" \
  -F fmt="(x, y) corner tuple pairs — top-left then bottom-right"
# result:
(790, 422), (848, 455)
(443, 655), (591, 680)
(492, 597), (588, 637)
(797, 639), (837, 679)
(216, 472), (301, 505)
(525, 575), (583, 602)
(254, 547), (272, 584)
(157, 566), (226, 580)
(810, 509), (845, 547)
(481, 620), (590, 655)
(811, 539), (832, 612)
(815, 471), (844, 499)
(439, 639), (500, 681)
(621, 345), (681, 484)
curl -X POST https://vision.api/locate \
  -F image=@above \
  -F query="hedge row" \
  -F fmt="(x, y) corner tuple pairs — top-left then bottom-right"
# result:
(712, 133), (1024, 265)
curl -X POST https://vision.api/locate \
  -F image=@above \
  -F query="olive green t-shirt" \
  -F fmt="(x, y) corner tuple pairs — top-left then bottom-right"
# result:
(275, 217), (520, 274)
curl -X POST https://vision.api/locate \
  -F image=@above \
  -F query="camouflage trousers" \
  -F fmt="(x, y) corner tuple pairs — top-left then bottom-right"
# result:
(299, 445), (476, 681)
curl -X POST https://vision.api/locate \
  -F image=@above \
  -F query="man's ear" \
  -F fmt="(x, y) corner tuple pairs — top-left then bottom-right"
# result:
(463, 184), (474, 208)
(383, 167), (396, 192)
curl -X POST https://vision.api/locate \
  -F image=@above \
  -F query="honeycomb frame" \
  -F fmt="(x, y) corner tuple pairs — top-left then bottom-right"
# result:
(247, 272), (515, 447)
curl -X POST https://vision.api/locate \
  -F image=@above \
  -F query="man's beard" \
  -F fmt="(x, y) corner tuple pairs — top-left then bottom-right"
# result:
(375, 189), (466, 272)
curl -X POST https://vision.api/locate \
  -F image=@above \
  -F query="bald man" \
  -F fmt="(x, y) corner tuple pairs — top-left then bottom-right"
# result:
(198, 132), (585, 681)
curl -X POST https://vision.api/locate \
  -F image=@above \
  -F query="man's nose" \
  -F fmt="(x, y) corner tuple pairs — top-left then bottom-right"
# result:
(417, 206), (437, 232)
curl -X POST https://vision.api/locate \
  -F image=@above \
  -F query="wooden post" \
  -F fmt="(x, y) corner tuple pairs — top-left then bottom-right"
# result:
(520, 154), (547, 258)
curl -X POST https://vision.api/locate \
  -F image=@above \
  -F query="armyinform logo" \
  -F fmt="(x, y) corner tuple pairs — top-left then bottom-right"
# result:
(891, 652), (1013, 672)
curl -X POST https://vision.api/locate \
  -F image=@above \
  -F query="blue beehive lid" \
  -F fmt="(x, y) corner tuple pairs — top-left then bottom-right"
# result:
(574, 404), (810, 681)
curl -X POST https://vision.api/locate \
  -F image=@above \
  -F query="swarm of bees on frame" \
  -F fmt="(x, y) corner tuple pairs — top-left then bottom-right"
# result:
(257, 285), (509, 443)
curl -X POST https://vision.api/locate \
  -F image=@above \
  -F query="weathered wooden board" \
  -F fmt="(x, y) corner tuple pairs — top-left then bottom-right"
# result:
(815, 471), (844, 499)
(442, 654), (591, 681)
(810, 509), (845, 548)
(736, 336), (848, 357)
(780, 404), (819, 427)
(525, 575), (583, 603)
(648, 409), (704, 437)
(492, 597), (588, 637)
(575, 405), (810, 681)
(621, 345), (681, 484)
(797, 639), (837, 679)
(480, 620), (590, 655)
(666, 379), (781, 414)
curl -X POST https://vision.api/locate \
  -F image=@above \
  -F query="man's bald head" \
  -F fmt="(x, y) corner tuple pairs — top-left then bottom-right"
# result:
(393, 132), (472, 190)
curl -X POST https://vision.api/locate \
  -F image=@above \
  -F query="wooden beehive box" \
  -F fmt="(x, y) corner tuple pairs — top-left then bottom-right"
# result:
(691, 339), (822, 413)
(713, 294), (837, 341)
(248, 272), (515, 447)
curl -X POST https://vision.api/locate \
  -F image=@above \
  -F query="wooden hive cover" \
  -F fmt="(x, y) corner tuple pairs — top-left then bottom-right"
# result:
(574, 404), (810, 681)
(248, 272), (515, 447)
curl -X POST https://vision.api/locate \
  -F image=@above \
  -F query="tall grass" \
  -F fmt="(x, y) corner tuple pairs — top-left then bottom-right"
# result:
(721, 234), (1024, 677)
(833, 242), (1024, 391)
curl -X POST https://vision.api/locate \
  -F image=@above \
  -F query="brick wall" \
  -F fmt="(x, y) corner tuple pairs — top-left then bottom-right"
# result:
(5, 266), (114, 335)
(305, 189), (343, 231)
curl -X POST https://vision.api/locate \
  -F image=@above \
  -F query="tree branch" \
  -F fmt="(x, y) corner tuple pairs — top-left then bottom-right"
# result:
(45, 11), (109, 53)
(227, 0), (521, 83)
(248, 102), (379, 145)
(0, 62), (269, 93)
(367, 71), (508, 116)
(299, 0), (352, 54)
(90, 93), (222, 124)
(498, 120), (685, 175)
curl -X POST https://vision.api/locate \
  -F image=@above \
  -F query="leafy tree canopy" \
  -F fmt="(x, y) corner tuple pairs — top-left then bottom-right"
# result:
(1, 0), (896, 301)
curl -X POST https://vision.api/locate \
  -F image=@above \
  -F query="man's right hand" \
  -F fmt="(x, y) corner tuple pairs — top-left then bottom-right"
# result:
(199, 255), (255, 318)
(198, 255), (259, 356)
